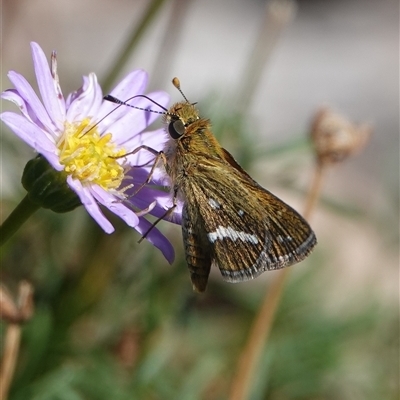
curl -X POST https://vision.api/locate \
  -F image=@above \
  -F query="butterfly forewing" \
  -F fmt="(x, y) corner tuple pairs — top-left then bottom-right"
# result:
(181, 156), (316, 289)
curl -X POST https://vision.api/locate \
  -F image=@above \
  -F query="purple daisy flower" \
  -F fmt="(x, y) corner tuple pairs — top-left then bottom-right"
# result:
(0, 42), (180, 262)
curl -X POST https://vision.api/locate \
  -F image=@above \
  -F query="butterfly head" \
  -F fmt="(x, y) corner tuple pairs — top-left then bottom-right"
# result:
(165, 102), (200, 139)
(164, 78), (200, 140)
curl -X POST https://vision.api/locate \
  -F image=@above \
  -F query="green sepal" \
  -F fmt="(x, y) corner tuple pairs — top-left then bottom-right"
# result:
(21, 155), (81, 213)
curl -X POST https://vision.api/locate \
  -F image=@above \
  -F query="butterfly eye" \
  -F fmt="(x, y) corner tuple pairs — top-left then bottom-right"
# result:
(168, 119), (185, 139)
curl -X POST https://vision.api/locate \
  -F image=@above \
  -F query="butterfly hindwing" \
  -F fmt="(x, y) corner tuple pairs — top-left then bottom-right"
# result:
(181, 203), (213, 292)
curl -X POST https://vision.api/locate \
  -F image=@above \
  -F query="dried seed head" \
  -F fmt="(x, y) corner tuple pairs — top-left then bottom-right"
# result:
(310, 107), (372, 166)
(0, 286), (19, 323)
(0, 282), (34, 324)
(17, 281), (34, 322)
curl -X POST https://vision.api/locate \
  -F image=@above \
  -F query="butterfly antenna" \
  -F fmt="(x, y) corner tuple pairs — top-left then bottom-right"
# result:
(104, 94), (169, 116)
(172, 77), (190, 104)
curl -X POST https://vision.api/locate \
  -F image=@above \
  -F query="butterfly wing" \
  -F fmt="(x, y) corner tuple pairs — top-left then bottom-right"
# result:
(181, 152), (316, 289)
(181, 202), (213, 292)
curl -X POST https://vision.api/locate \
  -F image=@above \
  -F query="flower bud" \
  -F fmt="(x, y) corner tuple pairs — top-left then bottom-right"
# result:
(21, 155), (81, 213)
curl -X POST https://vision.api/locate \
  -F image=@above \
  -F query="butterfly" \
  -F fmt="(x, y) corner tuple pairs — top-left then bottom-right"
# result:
(105, 78), (317, 292)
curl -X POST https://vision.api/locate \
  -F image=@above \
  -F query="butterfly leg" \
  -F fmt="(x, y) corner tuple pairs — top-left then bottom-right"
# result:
(112, 145), (168, 197)
(138, 186), (178, 243)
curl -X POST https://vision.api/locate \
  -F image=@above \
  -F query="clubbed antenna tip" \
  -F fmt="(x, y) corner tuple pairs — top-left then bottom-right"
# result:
(172, 77), (189, 103)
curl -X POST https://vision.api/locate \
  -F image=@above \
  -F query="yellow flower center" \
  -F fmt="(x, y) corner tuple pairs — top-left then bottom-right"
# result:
(58, 118), (127, 191)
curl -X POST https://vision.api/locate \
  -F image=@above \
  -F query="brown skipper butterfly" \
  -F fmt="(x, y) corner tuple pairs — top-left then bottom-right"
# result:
(105, 78), (317, 292)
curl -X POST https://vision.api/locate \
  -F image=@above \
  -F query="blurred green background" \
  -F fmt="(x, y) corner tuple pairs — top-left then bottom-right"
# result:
(1, 0), (398, 399)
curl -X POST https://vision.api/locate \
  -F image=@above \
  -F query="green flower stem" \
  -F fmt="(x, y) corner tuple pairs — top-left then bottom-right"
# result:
(0, 195), (40, 247)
